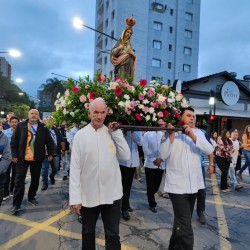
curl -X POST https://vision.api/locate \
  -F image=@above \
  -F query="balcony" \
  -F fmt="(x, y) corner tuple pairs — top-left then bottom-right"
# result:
(98, 0), (104, 15)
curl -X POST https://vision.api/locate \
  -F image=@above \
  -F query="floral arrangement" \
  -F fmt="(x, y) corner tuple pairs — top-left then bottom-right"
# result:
(53, 73), (189, 127)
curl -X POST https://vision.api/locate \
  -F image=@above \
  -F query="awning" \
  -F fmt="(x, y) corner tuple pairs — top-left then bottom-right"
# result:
(194, 107), (250, 119)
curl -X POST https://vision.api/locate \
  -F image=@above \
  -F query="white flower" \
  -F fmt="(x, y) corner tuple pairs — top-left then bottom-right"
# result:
(167, 98), (174, 103)
(139, 104), (145, 110)
(176, 93), (183, 101)
(56, 92), (61, 98)
(148, 107), (155, 114)
(70, 112), (75, 117)
(125, 100), (131, 108)
(118, 101), (125, 107)
(63, 109), (67, 115)
(124, 94), (130, 100)
(157, 94), (166, 102)
(142, 99), (149, 104)
(145, 115), (151, 121)
(152, 116), (157, 121)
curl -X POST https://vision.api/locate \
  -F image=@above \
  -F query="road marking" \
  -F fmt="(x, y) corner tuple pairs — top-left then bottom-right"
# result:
(210, 174), (232, 250)
(207, 199), (250, 210)
(0, 210), (138, 250)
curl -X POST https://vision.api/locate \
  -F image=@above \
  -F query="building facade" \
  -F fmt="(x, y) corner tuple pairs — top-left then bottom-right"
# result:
(0, 57), (11, 79)
(182, 71), (250, 135)
(94, 0), (200, 85)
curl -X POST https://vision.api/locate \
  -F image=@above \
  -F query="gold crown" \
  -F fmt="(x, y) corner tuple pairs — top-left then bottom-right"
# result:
(126, 16), (136, 27)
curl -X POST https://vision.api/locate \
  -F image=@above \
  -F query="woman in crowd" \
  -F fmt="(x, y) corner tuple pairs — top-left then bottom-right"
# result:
(237, 125), (250, 179)
(215, 130), (234, 192)
(210, 131), (218, 173)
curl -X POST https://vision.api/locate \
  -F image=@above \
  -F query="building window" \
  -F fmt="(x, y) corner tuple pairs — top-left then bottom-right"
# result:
(111, 10), (115, 20)
(153, 21), (163, 31)
(169, 44), (172, 51)
(105, 37), (108, 46)
(184, 47), (192, 55)
(170, 9), (174, 16)
(183, 64), (191, 72)
(152, 58), (161, 68)
(152, 76), (163, 82)
(169, 26), (173, 33)
(185, 12), (193, 21)
(106, 0), (109, 9)
(184, 29), (192, 38)
(153, 40), (162, 49)
(105, 18), (108, 27)
(167, 79), (171, 85)
(104, 56), (107, 64)
(109, 70), (113, 78)
(168, 62), (171, 69)
(111, 30), (114, 38)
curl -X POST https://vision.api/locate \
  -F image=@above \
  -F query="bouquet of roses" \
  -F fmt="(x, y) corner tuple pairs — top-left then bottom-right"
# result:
(53, 73), (189, 127)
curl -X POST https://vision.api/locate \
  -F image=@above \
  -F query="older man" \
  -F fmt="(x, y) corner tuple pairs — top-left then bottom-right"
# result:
(70, 97), (130, 250)
(10, 109), (54, 212)
(160, 107), (214, 250)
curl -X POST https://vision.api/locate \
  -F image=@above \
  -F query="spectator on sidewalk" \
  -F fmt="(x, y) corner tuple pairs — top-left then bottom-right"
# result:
(160, 107), (213, 250)
(3, 116), (20, 201)
(69, 98), (130, 250)
(10, 109), (54, 212)
(0, 123), (12, 206)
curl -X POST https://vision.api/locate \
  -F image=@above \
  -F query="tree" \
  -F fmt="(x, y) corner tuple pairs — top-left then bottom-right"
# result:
(42, 78), (66, 111)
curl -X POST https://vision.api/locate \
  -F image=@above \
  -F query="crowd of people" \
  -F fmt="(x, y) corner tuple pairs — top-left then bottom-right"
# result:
(0, 106), (249, 250)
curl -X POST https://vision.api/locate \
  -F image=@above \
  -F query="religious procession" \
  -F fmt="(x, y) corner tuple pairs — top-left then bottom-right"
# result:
(1, 15), (250, 250)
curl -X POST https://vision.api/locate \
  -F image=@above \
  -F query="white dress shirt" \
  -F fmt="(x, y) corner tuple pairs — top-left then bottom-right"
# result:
(119, 131), (142, 168)
(69, 124), (130, 207)
(160, 128), (213, 194)
(142, 131), (166, 170)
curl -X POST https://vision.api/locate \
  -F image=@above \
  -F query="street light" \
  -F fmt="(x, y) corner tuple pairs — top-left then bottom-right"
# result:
(0, 49), (22, 58)
(15, 78), (24, 84)
(73, 17), (118, 41)
(209, 90), (216, 131)
(0, 111), (4, 118)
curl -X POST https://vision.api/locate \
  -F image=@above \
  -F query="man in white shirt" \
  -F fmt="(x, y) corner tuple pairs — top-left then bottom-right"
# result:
(69, 97), (130, 250)
(160, 107), (214, 250)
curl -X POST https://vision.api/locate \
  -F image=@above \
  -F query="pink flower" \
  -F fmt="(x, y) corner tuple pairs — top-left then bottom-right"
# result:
(71, 86), (80, 93)
(125, 107), (132, 115)
(143, 106), (149, 113)
(64, 90), (70, 97)
(147, 91), (154, 97)
(139, 79), (147, 86)
(135, 113), (142, 121)
(97, 75), (106, 83)
(115, 88), (123, 96)
(79, 94), (86, 103)
(151, 102), (159, 108)
(138, 94), (144, 100)
(157, 111), (164, 118)
(109, 82), (117, 89)
(131, 100), (137, 108)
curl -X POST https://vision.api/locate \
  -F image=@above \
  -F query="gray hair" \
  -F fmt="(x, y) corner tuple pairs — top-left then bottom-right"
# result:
(89, 97), (107, 112)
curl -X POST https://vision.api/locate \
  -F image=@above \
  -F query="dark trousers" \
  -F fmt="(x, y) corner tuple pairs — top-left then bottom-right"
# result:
(215, 156), (230, 190)
(196, 165), (206, 215)
(4, 162), (16, 196)
(80, 199), (121, 250)
(235, 155), (241, 174)
(145, 167), (164, 208)
(119, 166), (135, 211)
(0, 173), (6, 206)
(168, 193), (197, 250)
(13, 161), (42, 207)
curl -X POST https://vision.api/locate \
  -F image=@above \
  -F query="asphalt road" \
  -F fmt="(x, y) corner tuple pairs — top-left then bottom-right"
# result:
(0, 168), (249, 250)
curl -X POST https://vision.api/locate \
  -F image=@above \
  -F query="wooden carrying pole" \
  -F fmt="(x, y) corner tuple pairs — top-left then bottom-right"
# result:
(115, 124), (184, 132)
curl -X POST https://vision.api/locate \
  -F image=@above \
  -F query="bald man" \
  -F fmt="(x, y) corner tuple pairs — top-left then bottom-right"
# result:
(10, 109), (54, 212)
(70, 98), (130, 250)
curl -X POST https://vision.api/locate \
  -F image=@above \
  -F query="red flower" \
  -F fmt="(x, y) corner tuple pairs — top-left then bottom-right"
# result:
(88, 92), (98, 100)
(71, 86), (80, 93)
(139, 79), (147, 86)
(135, 113), (142, 121)
(115, 88), (123, 96)
(178, 120), (185, 127)
(117, 121), (123, 125)
(163, 111), (169, 117)
(174, 112), (181, 119)
(97, 75), (106, 83)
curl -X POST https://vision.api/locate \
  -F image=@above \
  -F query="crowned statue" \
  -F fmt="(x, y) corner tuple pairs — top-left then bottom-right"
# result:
(110, 16), (136, 82)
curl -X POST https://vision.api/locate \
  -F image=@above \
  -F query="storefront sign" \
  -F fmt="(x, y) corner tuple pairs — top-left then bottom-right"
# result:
(220, 81), (240, 106)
